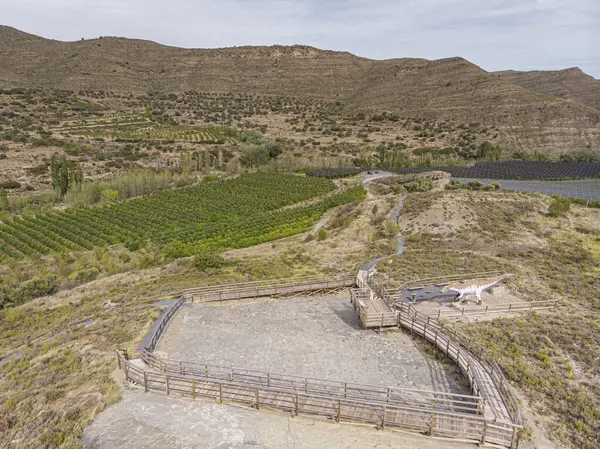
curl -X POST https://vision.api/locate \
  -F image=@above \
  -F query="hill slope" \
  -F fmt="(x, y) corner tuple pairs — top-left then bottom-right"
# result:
(495, 68), (600, 111)
(1, 25), (599, 152)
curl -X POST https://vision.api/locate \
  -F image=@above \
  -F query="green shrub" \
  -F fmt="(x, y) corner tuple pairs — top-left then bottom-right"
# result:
(465, 180), (483, 190)
(68, 267), (100, 283)
(405, 178), (433, 192)
(446, 179), (462, 190)
(317, 228), (328, 241)
(16, 275), (58, 302)
(549, 195), (571, 217)
(193, 252), (228, 270)
(484, 182), (502, 191)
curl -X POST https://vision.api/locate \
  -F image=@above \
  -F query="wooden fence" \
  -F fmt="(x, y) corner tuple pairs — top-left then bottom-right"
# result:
(139, 297), (185, 352)
(357, 276), (523, 448)
(141, 350), (482, 414)
(117, 350), (517, 447)
(428, 300), (558, 319)
(390, 270), (509, 292)
(179, 276), (355, 303)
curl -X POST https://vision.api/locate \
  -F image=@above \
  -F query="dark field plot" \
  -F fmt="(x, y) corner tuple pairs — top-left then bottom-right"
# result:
(459, 178), (600, 202)
(308, 161), (600, 180)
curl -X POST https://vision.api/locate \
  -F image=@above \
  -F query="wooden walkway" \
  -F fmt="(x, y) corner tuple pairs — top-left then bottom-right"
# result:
(126, 275), (522, 448)
(117, 351), (516, 447)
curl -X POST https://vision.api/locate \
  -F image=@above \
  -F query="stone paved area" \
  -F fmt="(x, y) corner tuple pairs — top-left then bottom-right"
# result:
(155, 295), (466, 393)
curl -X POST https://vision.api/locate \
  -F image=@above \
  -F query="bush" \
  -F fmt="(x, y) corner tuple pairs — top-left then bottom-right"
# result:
(484, 182), (502, 191)
(465, 180), (483, 190)
(68, 267), (100, 283)
(405, 178), (433, 192)
(15, 275), (58, 304)
(446, 179), (463, 190)
(203, 175), (220, 183)
(124, 239), (142, 251)
(548, 195), (571, 217)
(317, 228), (328, 241)
(193, 252), (228, 270)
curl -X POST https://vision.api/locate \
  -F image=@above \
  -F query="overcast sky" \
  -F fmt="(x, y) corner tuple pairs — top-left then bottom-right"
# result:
(2, 0), (599, 78)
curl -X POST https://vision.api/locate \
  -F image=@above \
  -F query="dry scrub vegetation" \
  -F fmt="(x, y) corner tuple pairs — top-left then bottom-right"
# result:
(382, 189), (600, 449)
(0, 188), (397, 449)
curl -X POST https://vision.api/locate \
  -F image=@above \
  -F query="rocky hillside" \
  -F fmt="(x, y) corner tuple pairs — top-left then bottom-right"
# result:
(1, 25), (599, 151)
(495, 68), (600, 111)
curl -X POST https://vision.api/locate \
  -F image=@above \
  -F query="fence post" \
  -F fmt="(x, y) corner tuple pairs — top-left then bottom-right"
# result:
(508, 303), (512, 313)
(219, 383), (223, 403)
(144, 372), (148, 392)
(267, 373), (270, 388)
(165, 376), (170, 395)
(481, 420), (488, 444)
(485, 305), (488, 316)
(255, 389), (260, 410)
(437, 309), (441, 320)
(192, 379), (196, 399)
(429, 411), (435, 436)
(344, 383), (347, 399)
(381, 406), (386, 429)
(295, 394), (299, 415)
(511, 426), (519, 449)
(337, 400), (341, 422)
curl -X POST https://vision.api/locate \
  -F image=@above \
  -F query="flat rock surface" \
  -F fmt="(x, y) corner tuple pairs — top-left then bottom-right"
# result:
(82, 389), (476, 449)
(155, 295), (467, 393)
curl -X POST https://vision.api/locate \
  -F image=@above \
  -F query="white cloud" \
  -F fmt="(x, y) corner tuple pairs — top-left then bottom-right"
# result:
(0, 0), (598, 77)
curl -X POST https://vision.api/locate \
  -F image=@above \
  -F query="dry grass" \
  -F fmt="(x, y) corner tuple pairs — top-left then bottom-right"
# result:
(382, 189), (600, 449)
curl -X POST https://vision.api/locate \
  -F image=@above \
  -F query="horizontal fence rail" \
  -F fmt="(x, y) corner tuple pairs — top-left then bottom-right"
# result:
(177, 276), (355, 303)
(353, 273), (523, 448)
(117, 350), (517, 447)
(390, 271), (509, 292)
(426, 300), (558, 319)
(141, 350), (482, 414)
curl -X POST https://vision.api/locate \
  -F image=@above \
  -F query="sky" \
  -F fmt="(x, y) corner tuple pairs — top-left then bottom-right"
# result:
(1, 0), (599, 78)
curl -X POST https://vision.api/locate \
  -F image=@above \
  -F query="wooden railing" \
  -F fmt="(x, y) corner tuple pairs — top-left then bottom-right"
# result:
(358, 276), (523, 447)
(178, 276), (354, 303)
(426, 300), (558, 319)
(117, 350), (516, 447)
(139, 297), (185, 352)
(141, 350), (482, 414)
(391, 270), (509, 292)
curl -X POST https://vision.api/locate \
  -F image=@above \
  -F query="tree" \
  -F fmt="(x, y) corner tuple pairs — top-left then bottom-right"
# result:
(548, 195), (571, 217)
(50, 154), (84, 197)
(478, 141), (502, 161)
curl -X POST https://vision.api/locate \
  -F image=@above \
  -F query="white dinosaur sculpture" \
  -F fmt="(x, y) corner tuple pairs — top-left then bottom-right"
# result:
(440, 274), (512, 305)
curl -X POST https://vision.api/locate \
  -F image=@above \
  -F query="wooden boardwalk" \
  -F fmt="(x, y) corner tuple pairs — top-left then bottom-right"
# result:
(118, 351), (515, 447)
(126, 275), (523, 448)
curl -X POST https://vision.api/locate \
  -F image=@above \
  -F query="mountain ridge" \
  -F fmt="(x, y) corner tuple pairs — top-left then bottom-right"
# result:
(1, 25), (599, 151)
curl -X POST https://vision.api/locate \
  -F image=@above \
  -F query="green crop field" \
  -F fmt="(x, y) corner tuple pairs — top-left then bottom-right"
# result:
(0, 173), (365, 260)
(63, 122), (238, 144)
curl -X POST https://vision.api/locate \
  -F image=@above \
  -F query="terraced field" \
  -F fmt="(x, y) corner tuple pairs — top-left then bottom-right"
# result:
(0, 173), (365, 260)
(60, 121), (238, 144)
